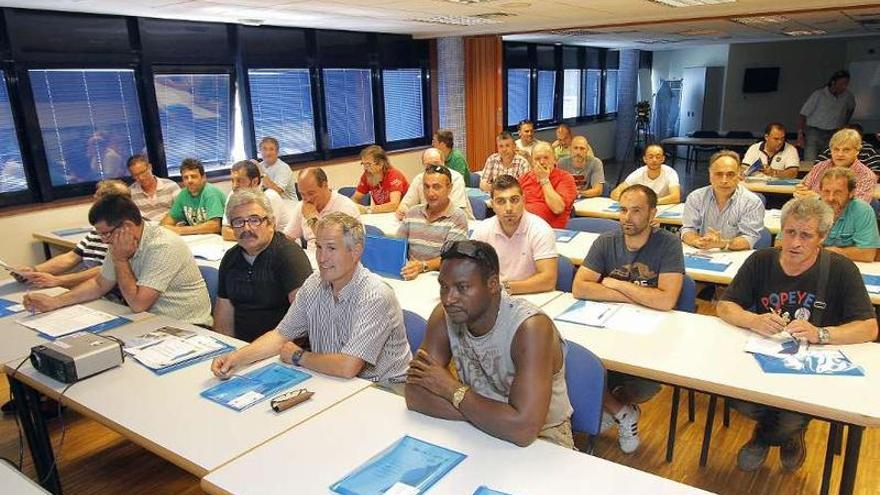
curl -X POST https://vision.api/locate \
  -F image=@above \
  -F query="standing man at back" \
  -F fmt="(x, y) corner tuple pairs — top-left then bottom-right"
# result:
(797, 70), (856, 162)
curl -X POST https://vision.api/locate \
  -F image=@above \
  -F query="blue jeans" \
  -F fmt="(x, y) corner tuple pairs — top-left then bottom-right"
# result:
(804, 126), (834, 163)
(732, 400), (811, 445)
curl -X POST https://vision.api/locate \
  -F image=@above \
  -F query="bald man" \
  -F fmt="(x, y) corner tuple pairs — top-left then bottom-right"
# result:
(396, 148), (474, 220)
(283, 167), (360, 246)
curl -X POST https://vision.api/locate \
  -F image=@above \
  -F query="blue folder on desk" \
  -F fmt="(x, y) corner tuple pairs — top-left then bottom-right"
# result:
(39, 316), (131, 341)
(362, 234), (407, 279)
(684, 255), (732, 272)
(554, 229), (578, 243)
(862, 274), (880, 293)
(474, 487), (513, 495)
(467, 188), (490, 200)
(0, 298), (24, 318)
(201, 363), (311, 411)
(52, 226), (93, 237)
(602, 202), (621, 212)
(752, 351), (864, 376)
(766, 179), (801, 186)
(656, 209), (681, 219)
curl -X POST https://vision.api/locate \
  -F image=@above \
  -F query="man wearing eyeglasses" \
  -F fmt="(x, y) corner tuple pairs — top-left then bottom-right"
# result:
(397, 165), (468, 280)
(717, 196), (876, 473)
(406, 240), (574, 448)
(214, 189), (312, 343)
(24, 194), (212, 326)
(352, 145), (409, 214)
(221, 161), (291, 241)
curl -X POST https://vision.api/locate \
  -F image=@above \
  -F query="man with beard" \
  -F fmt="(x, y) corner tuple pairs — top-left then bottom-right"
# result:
(611, 144), (680, 205)
(161, 158), (226, 235)
(352, 145), (409, 214)
(405, 240), (574, 448)
(284, 168), (360, 246)
(557, 136), (605, 198)
(742, 123), (800, 179)
(215, 189), (312, 342)
(817, 167), (880, 262)
(572, 184), (684, 453)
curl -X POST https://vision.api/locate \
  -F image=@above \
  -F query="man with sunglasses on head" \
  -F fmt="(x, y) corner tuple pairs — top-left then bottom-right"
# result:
(23, 194), (212, 326)
(215, 189), (312, 343)
(406, 240), (574, 448)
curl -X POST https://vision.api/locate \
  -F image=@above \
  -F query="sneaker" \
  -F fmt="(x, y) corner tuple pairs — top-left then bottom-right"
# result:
(600, 412), (615, 434)
(614, 404), (641, 454)
(780, 429), (807, 472)
(736, 438), (770, 472)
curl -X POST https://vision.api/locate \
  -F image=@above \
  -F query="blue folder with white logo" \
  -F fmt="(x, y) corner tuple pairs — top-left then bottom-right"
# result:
(362, 234), (408, 279)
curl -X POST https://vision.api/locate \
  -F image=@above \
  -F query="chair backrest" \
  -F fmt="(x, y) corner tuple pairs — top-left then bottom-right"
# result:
(564, 340), (606, 436)
(364, 224), (384, 237)
(468, 172), (481, 189)
(754, 227), (772, 250)
(602, 182), (613, 197)
(556, 255), (574, 292)
(692, 130), (720, 138)
(675, 274), (696, 313)
(469, 195), (489, 220)
(565, 217), (618, 234)
(199, 265), (220, 311)
(753, 191), (767, 207)
(403, 310), (427, 355)
(338, 186), (357, 198)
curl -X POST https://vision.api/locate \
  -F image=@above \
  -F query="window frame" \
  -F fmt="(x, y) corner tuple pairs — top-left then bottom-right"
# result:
(318, 67), (379, 159)
(378, 65), (431, 152)
(0, 65), (37, 206)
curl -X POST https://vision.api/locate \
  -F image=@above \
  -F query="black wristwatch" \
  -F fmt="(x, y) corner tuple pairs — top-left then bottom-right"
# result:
(291, 349), (305, 366)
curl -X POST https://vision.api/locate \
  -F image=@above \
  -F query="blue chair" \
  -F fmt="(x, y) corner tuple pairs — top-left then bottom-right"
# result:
(565, 217), (618, 234)
(754, 227), (772, 249)
(564, 340), (606, 454)
(468, 172), (481, 189)
(753, 192), (767, 207)
(556, 255), (574, 293)
(364, 224), (384, 237)
(338, 186), (357, 198)
(675, 274), (696, 313)
(602, 182), (613, 197)
(403, 310), (427, 355)
(469, 195), (489, 220)
(199, 265), (219, 312)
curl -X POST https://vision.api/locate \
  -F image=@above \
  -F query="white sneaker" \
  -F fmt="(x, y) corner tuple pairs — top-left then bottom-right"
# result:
(614, 404), (641, 454)
(600, 412), (615, 434)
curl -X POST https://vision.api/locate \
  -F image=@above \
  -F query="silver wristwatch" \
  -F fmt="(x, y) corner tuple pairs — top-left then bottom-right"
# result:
(817, 327), (830, 345)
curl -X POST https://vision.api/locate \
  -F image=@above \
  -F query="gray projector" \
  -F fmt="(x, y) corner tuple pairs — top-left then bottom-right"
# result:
(30, 333), (123, 383)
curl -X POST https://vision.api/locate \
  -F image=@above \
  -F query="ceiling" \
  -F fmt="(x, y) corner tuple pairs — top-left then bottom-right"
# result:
(0, 0), (879, 48)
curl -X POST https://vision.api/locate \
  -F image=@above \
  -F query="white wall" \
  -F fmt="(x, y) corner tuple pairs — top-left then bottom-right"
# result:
(534, 120), (618, 160)
(651, 45), (730, 98)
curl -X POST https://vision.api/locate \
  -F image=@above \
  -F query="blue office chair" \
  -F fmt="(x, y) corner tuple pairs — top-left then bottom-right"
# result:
(556, 255), (575, 293)
(602, 182), (613, 197)
(565, 217), (619, 234)
(468, 172), (481, 189)
(754, 227), (772, 249)
(469, 195), (489, 220)
(338, 186), (357, 198)
(753, 192), (767, 207)
(564, 340), (606, 454)
(403, 310), (427, 355)
(675, 274), (696, 313)
(198, 265), (219, 312)
(364, 224), (384, 237)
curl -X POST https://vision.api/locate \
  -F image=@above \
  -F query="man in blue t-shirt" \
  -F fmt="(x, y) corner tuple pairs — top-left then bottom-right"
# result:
(818, 166), (880, 262)
(572, 184), (685, 454)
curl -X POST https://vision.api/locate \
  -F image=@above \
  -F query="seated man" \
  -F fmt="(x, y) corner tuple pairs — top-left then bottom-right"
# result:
(256, 136), (298, 201)
(815, 124), (880, 174)
(681, 150), (765, 251)
(514, 119), (545, 164)
(611, 144), (680, 204)
(479, 132), (531, 192)
(519, 142), (577, 229)
(433, 129), (470, 185)
(818, 167), (880, 262)
(472, 175), (558, 294)
(221, 160), (291, 241)
(406, 240), (574, 448)
(284, 167), (360, 246)
(397, 165), (468, 280)
(127, 154), (180, 221)
(212, 212), (412, 388)
(551, 123), (572, 160)
(798, 128), (876, 203)
(24, 195), (212, 326)
(557, 136), (604, 198)
(742, 123), (800, 179)
(215, 189), (313, 342)
(15, 180), (131, 288)
(717, 196), (877, 472)
(161, 158), (226, 235)
(396, 148), (472, 220)
(572, 184), (684, 453)
(352, 145), (409, 214)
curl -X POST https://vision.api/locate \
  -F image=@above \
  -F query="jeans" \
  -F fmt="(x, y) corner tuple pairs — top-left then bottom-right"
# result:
(804, 126), (835, 163)
(607, 371), (662, 404)
(732, 400), (811, 445)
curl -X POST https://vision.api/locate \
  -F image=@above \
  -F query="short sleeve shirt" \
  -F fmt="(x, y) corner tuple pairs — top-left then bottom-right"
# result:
(168, 182), (226, 226)
(283, 192), (361, 245)
(825, 199), (880, 249)
(583, 229), (685, 287)
(481, 153), (531, 184)
(519, 168), (578, 229)
(445, 149), (470, 185)
(356, 167), (410, 206)
(130, 178), (180, 222)
(73, 230), (108, 268)
(800, 87), (856, 131)
(722, 249), (874, 326)
(624, 165), (680, 198)
(802, 159), (877, 203)
(742, 142), (800, 172)
(397, 201), (468, 261)
(259, 158), (297, 200)
(472, 212), (557, 281)
(557, 156), (604, 192)
(217, 231), (313, 342)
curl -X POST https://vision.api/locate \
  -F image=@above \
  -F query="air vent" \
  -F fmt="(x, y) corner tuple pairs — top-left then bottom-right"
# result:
(782, 29), (827, 37)
(410, 15), (502, 26)
(647, 0), (735, 7)
(545, 29), (600, 36)
(472, 12), (515, 19)
(731, 15), (789, 25)
(637, 39), (686, 44)
(678, 28), (726, 36)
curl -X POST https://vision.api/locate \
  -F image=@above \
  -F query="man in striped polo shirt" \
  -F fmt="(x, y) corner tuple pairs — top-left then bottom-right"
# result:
(212, 212), (411, 389)
(397, 165), (468, 280)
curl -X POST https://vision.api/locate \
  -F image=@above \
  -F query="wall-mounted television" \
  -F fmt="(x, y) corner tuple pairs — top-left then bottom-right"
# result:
(743, 67), (780, 93)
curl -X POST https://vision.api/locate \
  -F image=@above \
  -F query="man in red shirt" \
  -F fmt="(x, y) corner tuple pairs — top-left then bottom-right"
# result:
(352, 145), (410, 214)
(519, 142), (577, 228)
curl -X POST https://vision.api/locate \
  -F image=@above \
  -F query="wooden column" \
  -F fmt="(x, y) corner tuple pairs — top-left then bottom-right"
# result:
(464, 35), (503, 171)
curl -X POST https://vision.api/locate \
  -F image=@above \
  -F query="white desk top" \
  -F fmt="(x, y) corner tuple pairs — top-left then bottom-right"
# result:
(3, 316), (372, 476)
(359, 212), (402, 237)
(0, 461), (49, 495)
(544, 293), (880, 427)
(201, 388), (712, 495)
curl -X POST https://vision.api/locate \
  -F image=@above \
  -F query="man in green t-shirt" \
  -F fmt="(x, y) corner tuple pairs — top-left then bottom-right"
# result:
(433, 129), (470, 185)
(819, 166), (880, 262)
(161, 158), (226, 235)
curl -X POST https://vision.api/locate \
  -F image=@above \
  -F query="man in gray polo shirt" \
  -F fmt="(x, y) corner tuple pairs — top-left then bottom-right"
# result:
(212, 212), (412, 388)
(23, 195), (212, 326)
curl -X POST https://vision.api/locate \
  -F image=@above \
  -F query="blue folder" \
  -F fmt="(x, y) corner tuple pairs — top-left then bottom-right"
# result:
(141, 339), (236, 376)
(766, 179), (801, 186)
(752, 351), (864, 376)
(862, 274), (880, 293)
(52, 227), (93, 237)
(37, 315), (132, 341)
(743, 159), (763, 177)
(0, 298), (24, 318)
(554, 229), (578, 243)
(201, 363), (311, 411)
(474, 488), (513, 495)
(656, 209), (681, 219)
(362, 234), (408, 279)
(602, 202), (621, 212)
(684, 255), (732, 272)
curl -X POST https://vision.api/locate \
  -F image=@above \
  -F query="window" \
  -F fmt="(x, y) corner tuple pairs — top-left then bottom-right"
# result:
(0, 73), (27, 193)
(29, 69), (146, 186)
(562, 69), (581, 119)
(506, 69), (530, 127)
(583, 69), (601, 117)
(248, 69), (316, 156)
(536, 70), (555, 121)
(322, 68), (374, 150)
(382, 69), (424, 142)
(605, 69), (619, 114)
(154, 73), (231, 176)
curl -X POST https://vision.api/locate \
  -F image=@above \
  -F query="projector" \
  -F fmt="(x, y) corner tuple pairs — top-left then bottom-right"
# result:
(30, 333), (124, 383)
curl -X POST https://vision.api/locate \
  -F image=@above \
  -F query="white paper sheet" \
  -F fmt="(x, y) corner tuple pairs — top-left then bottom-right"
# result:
(18, 305), (118, 338)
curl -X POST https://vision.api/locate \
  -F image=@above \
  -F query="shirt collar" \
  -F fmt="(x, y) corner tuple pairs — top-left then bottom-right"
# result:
(419, 199), (455, 221)
(321, 263), (366, 302)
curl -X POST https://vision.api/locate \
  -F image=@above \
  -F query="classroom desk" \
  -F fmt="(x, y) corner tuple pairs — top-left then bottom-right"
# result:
(359, 212), (402, 236)
(650, 203), (782, 235)
(744, 180), (880, 199)
(201, 387), (712, 495)
(5, 315), (372, 494)
(544, 293), (880, 495)
(0, 459), (49, 494)
(31, 227), (90, 260)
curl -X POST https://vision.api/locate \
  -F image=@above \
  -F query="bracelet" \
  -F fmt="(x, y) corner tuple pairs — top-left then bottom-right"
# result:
(539, 178), (550, 186)
(420, 260), (428, 273)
